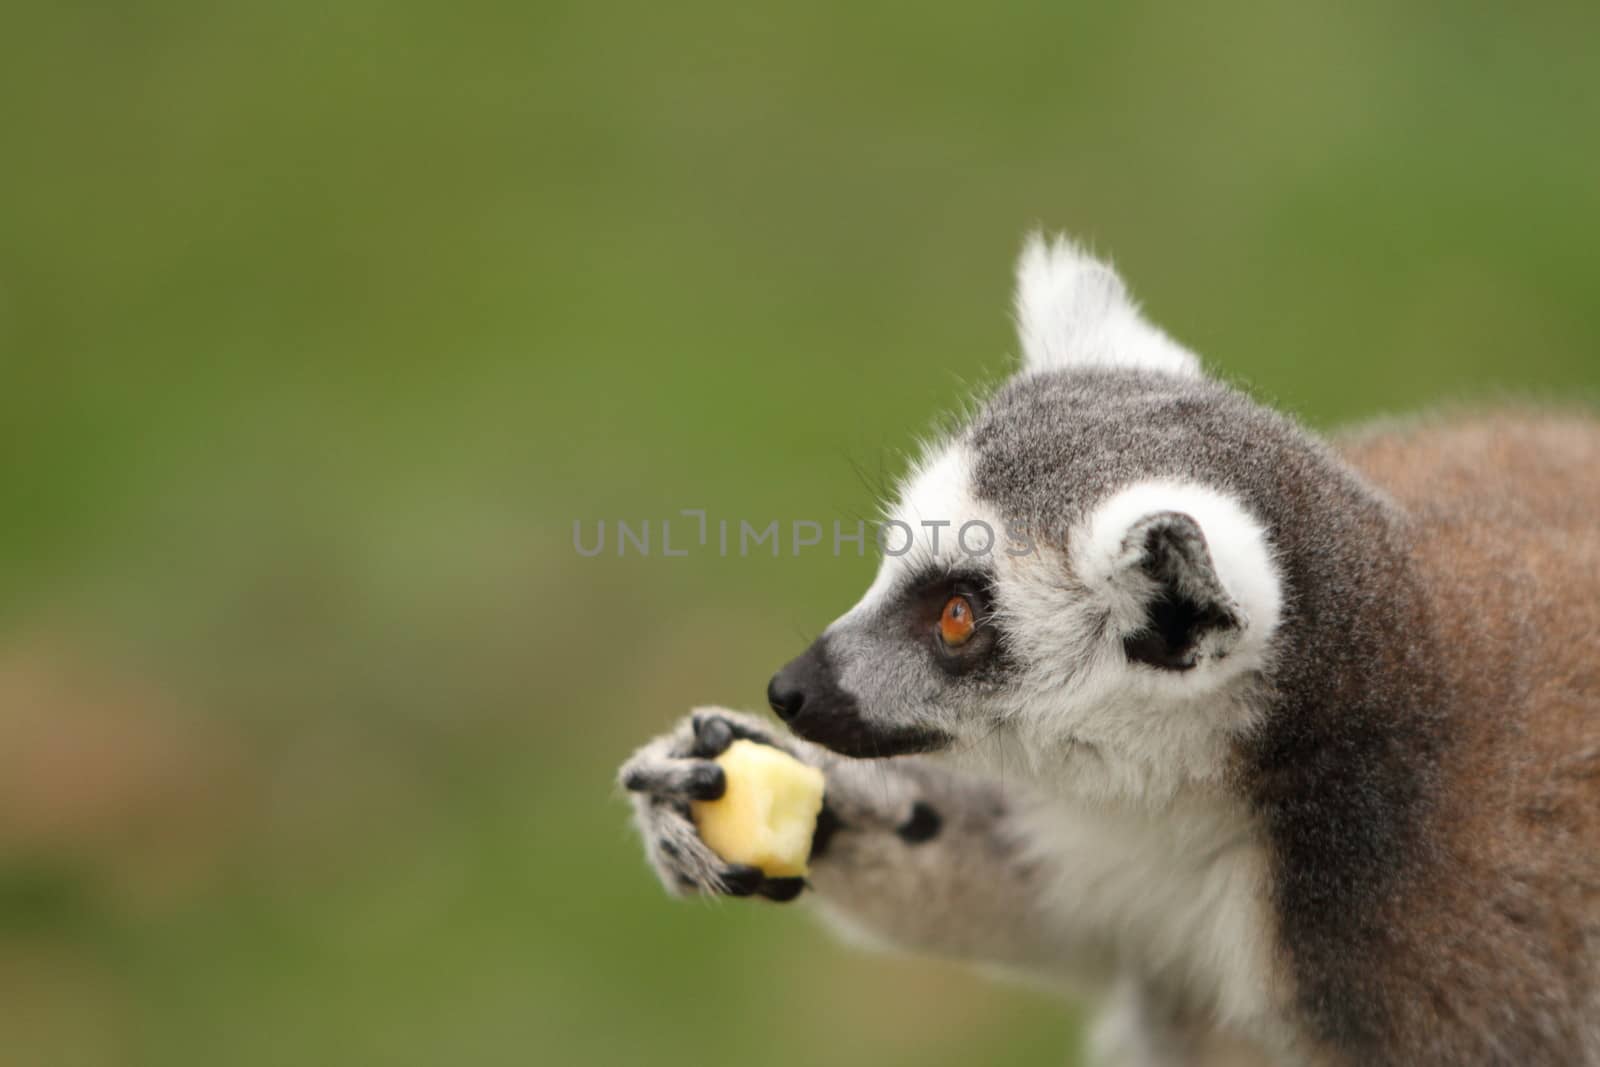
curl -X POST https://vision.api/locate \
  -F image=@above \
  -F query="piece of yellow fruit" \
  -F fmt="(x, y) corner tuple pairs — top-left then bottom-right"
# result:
(691, 740), (826, 878)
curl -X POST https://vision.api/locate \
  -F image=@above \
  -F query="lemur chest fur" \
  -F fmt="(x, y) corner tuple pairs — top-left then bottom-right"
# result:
(1015, 787), (1281, 1031)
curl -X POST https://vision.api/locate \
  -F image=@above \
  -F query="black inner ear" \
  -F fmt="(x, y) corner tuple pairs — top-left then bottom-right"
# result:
(1123, 588), (1238, 670)
(1121, 514), (1242, 671)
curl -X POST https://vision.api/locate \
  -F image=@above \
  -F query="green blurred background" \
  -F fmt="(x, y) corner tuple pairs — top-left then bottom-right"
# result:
(1, 2), (1597, 1065)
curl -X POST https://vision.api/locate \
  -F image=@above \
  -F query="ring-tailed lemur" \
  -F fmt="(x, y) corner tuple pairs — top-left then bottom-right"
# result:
(620, 234), (1600, 1066)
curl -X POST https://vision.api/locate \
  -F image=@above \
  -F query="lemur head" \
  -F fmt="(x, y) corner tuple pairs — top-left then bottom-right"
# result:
(770, 235), (1306, 804)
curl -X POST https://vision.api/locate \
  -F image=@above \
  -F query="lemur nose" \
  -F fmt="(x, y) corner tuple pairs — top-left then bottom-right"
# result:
(766, 673), (806, 721)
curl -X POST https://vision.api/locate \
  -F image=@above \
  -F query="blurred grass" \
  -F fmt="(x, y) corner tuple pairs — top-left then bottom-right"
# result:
(0, 2), (1597, 1065)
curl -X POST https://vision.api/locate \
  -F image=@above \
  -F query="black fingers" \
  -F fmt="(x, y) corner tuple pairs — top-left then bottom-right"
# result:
(757, 877), (805, 903)
(690, 714), (735, 758)
(720, 864), (806, 903)
(684, 762), (726, 800)
(690, 712), (774, 758)
(622, 759), (727, 801)
(719, 864), (765, 896)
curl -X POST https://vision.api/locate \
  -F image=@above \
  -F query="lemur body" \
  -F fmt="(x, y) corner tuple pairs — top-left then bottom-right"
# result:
(621, 237), (1600, 1066)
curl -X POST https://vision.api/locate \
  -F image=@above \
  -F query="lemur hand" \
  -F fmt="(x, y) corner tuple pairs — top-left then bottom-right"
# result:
(619, 708), (935, 903)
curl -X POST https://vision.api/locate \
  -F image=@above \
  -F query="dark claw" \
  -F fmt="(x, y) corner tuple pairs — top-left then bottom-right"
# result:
(720, 864), (764, 896)
(691, 715), (735, 758)
(896, 801), (942, 844)
(758, 877), (805, 903)
(687, 762), (726, 801)
(809, 804), (842, 861)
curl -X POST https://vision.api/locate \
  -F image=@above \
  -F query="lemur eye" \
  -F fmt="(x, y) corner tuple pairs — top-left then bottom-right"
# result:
(938, 595), (976, 647)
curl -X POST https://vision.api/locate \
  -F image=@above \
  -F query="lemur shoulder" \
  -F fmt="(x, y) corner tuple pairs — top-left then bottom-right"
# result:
(621, 235), (1600, 1066)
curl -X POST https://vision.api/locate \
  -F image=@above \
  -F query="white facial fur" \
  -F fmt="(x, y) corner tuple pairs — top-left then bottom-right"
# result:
(1014, 233), (1202, 378)
(833, 429), (1284, 807)
(841, 443), (1005, 621)
(991, 477), (1283, 804)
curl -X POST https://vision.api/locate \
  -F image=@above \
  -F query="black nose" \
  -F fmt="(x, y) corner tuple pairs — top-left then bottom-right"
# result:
(766, 672), (805, 721)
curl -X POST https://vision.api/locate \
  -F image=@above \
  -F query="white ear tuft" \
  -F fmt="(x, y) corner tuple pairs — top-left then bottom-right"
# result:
(1013, 233), (1202, 378)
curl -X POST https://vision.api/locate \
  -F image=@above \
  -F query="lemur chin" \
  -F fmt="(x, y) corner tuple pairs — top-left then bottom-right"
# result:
(622, 233), (1600, 1067)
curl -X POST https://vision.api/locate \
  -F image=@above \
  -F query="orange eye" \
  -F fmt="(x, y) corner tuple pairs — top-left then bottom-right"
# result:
(938, 595), (976, 647)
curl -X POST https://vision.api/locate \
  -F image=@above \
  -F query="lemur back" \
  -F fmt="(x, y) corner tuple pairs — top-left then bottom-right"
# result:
(1331, 413), (1600, 1062)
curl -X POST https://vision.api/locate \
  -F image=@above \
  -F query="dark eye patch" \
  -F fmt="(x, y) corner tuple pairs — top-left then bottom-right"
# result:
(894, 566), (1007, 678)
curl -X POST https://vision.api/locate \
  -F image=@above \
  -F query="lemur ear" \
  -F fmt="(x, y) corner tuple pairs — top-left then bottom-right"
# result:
(1115, 511), (1245, 671)
(1077, 482), (1283, 675)
(1013, 233), (1202, 378)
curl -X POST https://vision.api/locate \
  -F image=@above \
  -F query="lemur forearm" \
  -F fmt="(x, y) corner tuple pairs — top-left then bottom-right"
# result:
(803, 756), (1088, 976)
(621, 711), (1090, 978)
